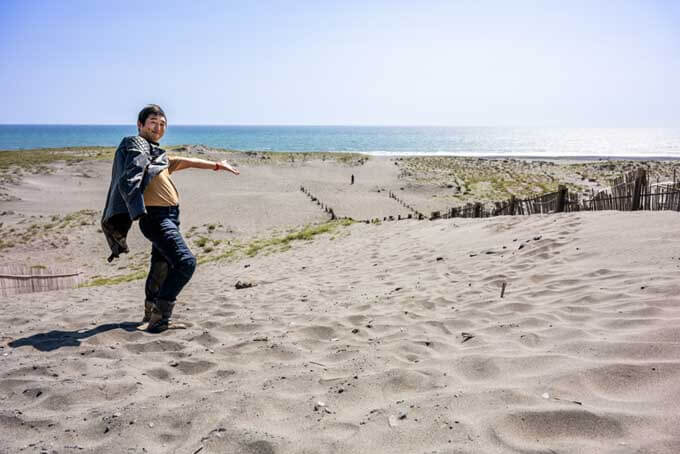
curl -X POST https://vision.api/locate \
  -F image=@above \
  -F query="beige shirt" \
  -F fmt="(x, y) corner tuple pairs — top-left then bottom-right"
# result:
(143, 156), (191, 207)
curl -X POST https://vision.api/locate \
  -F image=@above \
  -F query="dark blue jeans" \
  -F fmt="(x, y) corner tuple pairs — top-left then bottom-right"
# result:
(139, 206), (196, 304)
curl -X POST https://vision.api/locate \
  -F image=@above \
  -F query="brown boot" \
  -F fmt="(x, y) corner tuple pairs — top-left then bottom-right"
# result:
(141, 299), (154, 323)
(146, 299), (187, 333)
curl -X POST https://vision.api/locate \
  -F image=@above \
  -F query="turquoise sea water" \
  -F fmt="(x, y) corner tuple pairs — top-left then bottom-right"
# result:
(1, 125), (680, 158)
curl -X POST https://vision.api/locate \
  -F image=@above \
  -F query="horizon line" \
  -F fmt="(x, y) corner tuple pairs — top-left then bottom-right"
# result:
(0, 123), (678, 129)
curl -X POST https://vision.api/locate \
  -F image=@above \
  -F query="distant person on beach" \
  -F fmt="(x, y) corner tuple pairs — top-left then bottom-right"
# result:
(101, 104), (240, 333)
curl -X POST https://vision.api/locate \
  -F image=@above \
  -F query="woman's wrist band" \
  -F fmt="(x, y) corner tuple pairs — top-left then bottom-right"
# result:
(214, 162), (219, 171)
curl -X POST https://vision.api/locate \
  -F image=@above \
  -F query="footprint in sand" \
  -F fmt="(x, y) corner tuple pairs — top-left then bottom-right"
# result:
(173, 360), (216, 375)
(243, 440), (276, 454)
(146, 367), (172, 381)
(300, 325), (339, 341)
(491, 409), (624, 448)
(125, 339), (186, 354)
(455, 355), (502, 381)
(189, 331), (220, 347)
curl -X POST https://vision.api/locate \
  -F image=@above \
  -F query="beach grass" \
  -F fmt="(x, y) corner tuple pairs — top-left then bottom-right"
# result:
(0, 209), (99, 251)
(243, 218), (353, 257)
(169, 146), (370, 166)
(83, 269), (148, 287)
(398, 156), (680, 205)
(0, 146), (116, 170)
(81, 219), (354, 286)
(0, 145), (369, 174)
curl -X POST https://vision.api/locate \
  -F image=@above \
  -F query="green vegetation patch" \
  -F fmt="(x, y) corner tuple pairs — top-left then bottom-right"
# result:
(81, 269), (147, 287)
(398, 157), (680, 211)
(400, 157), (569, 202)
(0, 209), (99, 251)
(82, 218), (355, 287)
(244, 219), (351, 257)
(0, 146), (116, 170)
(565, 160), (680, 187)
(240, 150), (369, 167)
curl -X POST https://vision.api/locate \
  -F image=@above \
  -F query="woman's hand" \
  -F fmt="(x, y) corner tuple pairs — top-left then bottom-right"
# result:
(216, 160), (240, 175)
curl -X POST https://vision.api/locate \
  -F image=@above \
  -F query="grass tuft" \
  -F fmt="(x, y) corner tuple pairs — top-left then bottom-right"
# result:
(80, 270), (147, 287)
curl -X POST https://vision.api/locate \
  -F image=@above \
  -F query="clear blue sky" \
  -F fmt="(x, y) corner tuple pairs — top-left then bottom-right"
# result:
(1, 0), (678, 126)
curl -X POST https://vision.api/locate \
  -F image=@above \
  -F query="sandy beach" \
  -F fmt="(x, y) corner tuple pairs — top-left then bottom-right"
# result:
(1, 149), (680, 453)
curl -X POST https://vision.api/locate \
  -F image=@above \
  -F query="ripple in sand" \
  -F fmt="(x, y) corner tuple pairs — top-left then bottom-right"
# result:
(214, 369), (236, 379)
(494, 409), (624, 441)
(0, 413), (55, 432)
(41, 393), (74, 411)
(174, 359), (216, 375)
(583, 362), (680, 399)
(489, 302), (533, 314)
(220, 322), (262, 333)
(243, 440), (276, 454)
(518, 332), (542, 348)
(454, 355), (501, 381)
(631, 326), (680, 342)
(2, 365), (56, 379)
(378, 369), (440, 396)
(299, 325), (338, 341)
(189, 331), (220, 347)
(146, 367), (171, 381)
(557, 340), (680, 361)
(125, 339), (186, 354)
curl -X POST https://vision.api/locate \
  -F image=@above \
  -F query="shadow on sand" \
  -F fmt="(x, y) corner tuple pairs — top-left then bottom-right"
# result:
(8, 322), (140, 351)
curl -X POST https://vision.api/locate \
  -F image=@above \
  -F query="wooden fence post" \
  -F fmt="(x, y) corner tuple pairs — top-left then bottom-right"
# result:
(555, 185), (568, 213)
(474, 203), (482, 218)
(632, 168), (647, 211)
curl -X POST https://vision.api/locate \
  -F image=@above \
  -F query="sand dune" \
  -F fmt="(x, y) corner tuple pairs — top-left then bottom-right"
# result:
(2, 205), (680, 452)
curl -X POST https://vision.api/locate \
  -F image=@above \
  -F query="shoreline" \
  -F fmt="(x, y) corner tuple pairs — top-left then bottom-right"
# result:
(3, 145), (680, 162)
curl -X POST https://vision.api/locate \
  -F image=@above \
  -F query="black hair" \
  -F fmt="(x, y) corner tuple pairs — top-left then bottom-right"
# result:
(137, 104), (166, 126)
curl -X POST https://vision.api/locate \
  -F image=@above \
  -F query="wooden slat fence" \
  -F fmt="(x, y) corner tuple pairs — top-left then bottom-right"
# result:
(300, 186), (336, 220)
(299, 168), (680, 225)
(447, 168), (680, 219)
(488, 185), (574, 216)
(0, 265), (83, 297)
(583, 169), (680, 212)
(640, 182), (680, 211)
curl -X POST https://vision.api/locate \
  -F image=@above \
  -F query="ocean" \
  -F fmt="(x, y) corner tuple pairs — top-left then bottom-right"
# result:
(1, 125), (680, 159)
